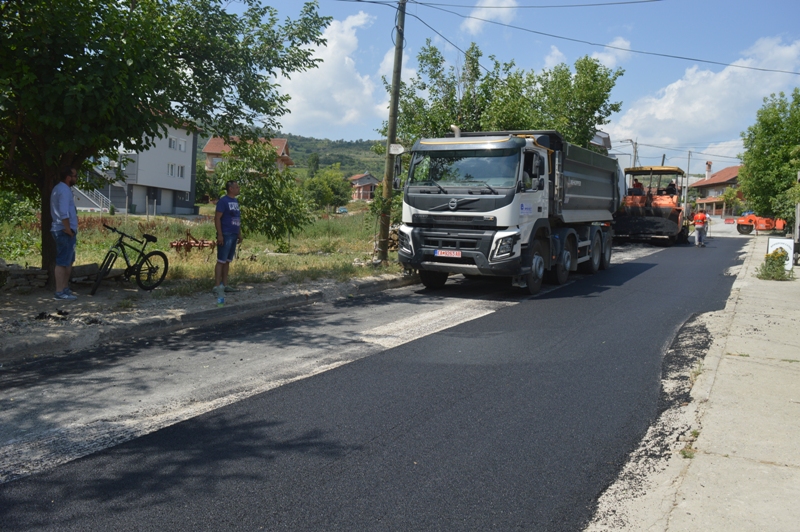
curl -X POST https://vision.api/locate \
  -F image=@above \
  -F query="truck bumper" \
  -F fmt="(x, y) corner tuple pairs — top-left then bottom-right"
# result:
(397, 226), (524, 276)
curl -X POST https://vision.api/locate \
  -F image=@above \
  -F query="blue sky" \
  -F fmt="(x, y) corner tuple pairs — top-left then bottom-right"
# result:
(267, 0), (800, 174)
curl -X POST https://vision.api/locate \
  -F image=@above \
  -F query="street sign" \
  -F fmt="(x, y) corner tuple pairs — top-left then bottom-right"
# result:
(767, 237), (794, 271)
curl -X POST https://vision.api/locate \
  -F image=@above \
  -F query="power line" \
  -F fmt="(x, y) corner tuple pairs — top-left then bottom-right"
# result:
(629, 142), (742, 160)
(410, 0), (661, 9)
(415, 3), (800, 76)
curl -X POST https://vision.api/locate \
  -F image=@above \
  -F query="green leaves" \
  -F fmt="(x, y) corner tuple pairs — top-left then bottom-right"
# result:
(739, 88), (800, 222)
(381, 40), (623, 148)
(215, 141), (312, 241)
(303, 164), (352, 211)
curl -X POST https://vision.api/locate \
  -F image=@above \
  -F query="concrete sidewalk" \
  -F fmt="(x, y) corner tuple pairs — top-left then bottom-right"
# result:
(669, 233), (800, 531)
(590, 230), (800, 531)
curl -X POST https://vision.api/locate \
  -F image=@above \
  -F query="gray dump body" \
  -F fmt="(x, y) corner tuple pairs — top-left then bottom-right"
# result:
(556, 141), (620, 223)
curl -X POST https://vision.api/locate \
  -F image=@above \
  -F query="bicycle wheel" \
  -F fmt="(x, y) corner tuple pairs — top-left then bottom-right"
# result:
(91, 250), (118, 295)
(136, 250), (168, 290)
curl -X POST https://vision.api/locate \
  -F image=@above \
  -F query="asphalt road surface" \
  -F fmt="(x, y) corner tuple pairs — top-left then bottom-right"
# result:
(0, 238), (746, 531)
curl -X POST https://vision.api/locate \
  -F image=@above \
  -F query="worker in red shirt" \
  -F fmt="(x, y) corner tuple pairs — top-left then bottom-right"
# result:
(693, 209), (708, 247)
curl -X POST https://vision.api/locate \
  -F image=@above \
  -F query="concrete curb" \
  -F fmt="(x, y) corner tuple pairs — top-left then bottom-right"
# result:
(0, 274), (420, 366)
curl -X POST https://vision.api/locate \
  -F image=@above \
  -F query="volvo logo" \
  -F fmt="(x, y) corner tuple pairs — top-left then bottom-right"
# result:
(448, 198), (459, 211)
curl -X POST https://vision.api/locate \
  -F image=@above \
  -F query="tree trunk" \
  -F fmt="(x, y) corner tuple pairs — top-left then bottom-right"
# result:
(39, 172), (59, 288)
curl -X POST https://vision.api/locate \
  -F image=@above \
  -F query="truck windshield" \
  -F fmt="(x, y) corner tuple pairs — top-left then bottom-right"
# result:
(408, 148), (520, 189)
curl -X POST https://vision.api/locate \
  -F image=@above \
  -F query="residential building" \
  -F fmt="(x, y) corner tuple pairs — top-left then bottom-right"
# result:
(690, 163), (742, 216)
(202, 137), (294, 173)
(91, 125), (198, 215)
(348, 171), (380, 200)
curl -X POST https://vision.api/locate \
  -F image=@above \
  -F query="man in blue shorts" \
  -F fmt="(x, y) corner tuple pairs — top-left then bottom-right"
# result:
(50, 167), (79, 300)
(214, 180), (242, 297)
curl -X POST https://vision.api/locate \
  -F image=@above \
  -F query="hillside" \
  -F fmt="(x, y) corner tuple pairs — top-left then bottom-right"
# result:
(196, 132), (387, 180)
(278, 132), (386, 179)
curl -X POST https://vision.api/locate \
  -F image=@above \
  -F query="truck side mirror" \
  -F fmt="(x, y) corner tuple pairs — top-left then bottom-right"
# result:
(538, 177), (545, 191)
(393, 157), (403, 190)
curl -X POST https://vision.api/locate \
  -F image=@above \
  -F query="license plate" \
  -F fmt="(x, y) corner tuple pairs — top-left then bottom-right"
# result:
(435, 249), (461, 258)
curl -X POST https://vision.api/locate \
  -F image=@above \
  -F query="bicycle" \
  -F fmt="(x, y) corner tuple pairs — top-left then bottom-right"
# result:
(91, 224), (169, 295)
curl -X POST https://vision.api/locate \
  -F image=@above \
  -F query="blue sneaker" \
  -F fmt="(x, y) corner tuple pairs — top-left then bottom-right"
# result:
(54, 290), (77, 301)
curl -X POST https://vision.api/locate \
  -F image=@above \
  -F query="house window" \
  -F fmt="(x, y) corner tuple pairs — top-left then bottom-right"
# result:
(167, 163), (175, 177)
(178, 139), (186, 152)
(177, 165), (185, 178)
(211, 157), (222, 168)
(168, 137), (177, 150)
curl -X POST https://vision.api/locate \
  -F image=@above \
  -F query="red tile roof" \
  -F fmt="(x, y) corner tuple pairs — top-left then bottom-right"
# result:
(689, 165), (740, 188)
(202, 137), (292, 163)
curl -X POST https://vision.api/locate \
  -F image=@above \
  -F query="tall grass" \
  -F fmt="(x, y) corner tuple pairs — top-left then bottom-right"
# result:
(0, 206), (401, 289)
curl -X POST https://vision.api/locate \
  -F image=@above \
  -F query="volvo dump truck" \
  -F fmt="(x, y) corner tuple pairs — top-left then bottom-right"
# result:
(396, 130), (623, 294)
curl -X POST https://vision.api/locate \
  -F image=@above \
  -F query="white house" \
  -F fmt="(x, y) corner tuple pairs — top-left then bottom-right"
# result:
(97, 126), (199, 215)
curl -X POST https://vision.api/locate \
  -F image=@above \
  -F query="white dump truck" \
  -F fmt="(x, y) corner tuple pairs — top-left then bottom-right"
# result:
(396, 130), (623, 294)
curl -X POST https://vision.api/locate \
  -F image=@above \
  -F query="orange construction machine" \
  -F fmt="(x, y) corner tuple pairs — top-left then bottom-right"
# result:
(612, 166), (689, 245)
(735, 214), (787, 235)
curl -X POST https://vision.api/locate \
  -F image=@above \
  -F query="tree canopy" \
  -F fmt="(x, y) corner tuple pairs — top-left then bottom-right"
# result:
(214, 142), (312, 245)
(738, 88), (800, 222)
(303, 164), (352, 212)
(0, 0), (329, 267)
(380, 40), (623, 148)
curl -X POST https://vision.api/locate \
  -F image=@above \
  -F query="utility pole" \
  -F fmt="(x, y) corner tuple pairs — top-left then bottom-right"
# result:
(684, 151), (691, 215)
(376, 0), (407, 263)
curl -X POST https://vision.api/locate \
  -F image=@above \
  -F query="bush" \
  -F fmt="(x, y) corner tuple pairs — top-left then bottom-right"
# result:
(756, 248), (794, 280)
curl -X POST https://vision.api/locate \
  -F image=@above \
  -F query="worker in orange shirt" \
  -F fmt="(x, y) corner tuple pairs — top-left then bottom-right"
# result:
(693, 209), (708, 247)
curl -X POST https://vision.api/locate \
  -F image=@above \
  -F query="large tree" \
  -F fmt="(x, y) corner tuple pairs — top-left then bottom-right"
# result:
(738, 88), (800, 221)
(214, 142), (312, 246)
(0, 0), (329, 269)
(381, 40), (623, 148)
(304, 163), (352, 212)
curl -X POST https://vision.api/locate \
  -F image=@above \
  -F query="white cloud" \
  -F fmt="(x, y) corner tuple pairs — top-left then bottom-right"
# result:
(276, 13), (379, 138)
(461, 0), (518, 36)
(606, 37), (800, 167)
(543, 46), (567, 69)
(374, 47), (417, 118)
(592, 37), (631, 69)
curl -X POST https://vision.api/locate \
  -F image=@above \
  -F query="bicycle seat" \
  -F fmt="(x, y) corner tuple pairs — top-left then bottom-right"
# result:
(143, 234), (157, 243)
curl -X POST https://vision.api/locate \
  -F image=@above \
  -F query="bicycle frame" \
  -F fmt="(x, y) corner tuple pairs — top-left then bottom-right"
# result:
(104, 230), (153, 277)
(92, 224), (168, 295)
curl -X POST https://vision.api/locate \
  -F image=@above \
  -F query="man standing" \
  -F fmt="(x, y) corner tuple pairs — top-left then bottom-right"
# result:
(50, 167), (79, 300)
(693, 209), (708, 247)
(214, 180), (242, 299)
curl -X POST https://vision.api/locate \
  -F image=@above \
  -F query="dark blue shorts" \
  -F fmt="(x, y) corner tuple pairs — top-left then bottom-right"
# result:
(217, 233), (238, 263)
(52, 230), (77, 267)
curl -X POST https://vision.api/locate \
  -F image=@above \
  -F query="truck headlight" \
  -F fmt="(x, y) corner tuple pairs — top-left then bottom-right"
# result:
(398, 230), (413, 255)
(495, 236), (515, 259)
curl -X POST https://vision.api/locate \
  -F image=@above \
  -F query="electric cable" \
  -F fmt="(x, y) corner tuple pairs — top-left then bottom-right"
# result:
(414, 2), (800, 76)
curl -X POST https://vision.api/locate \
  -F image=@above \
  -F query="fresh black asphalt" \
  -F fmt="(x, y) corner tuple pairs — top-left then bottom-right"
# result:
(0, 238), (746, 531)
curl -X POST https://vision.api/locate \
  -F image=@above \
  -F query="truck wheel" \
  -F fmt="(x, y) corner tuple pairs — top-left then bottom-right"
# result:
(579, 232), (602, 274)
(599, 235), (612, 270)
(737, 224), (754, 235)
(419, 270), (448, 289)
(545, 249), (571, 285)
(523, 240), (545, 295)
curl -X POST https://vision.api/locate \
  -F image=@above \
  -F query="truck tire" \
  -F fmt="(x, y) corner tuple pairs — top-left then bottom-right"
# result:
(579, 232), (602, 274)
(737, 224), (753, 235)
(419, 270), (448, 290)
(545, 249), (571, 285)
(599, 235), (612, 270)
(523, 240), (545, 295)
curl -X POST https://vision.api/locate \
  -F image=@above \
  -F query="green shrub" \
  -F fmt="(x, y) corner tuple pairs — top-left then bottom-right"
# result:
(756, 248), (794, 280)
